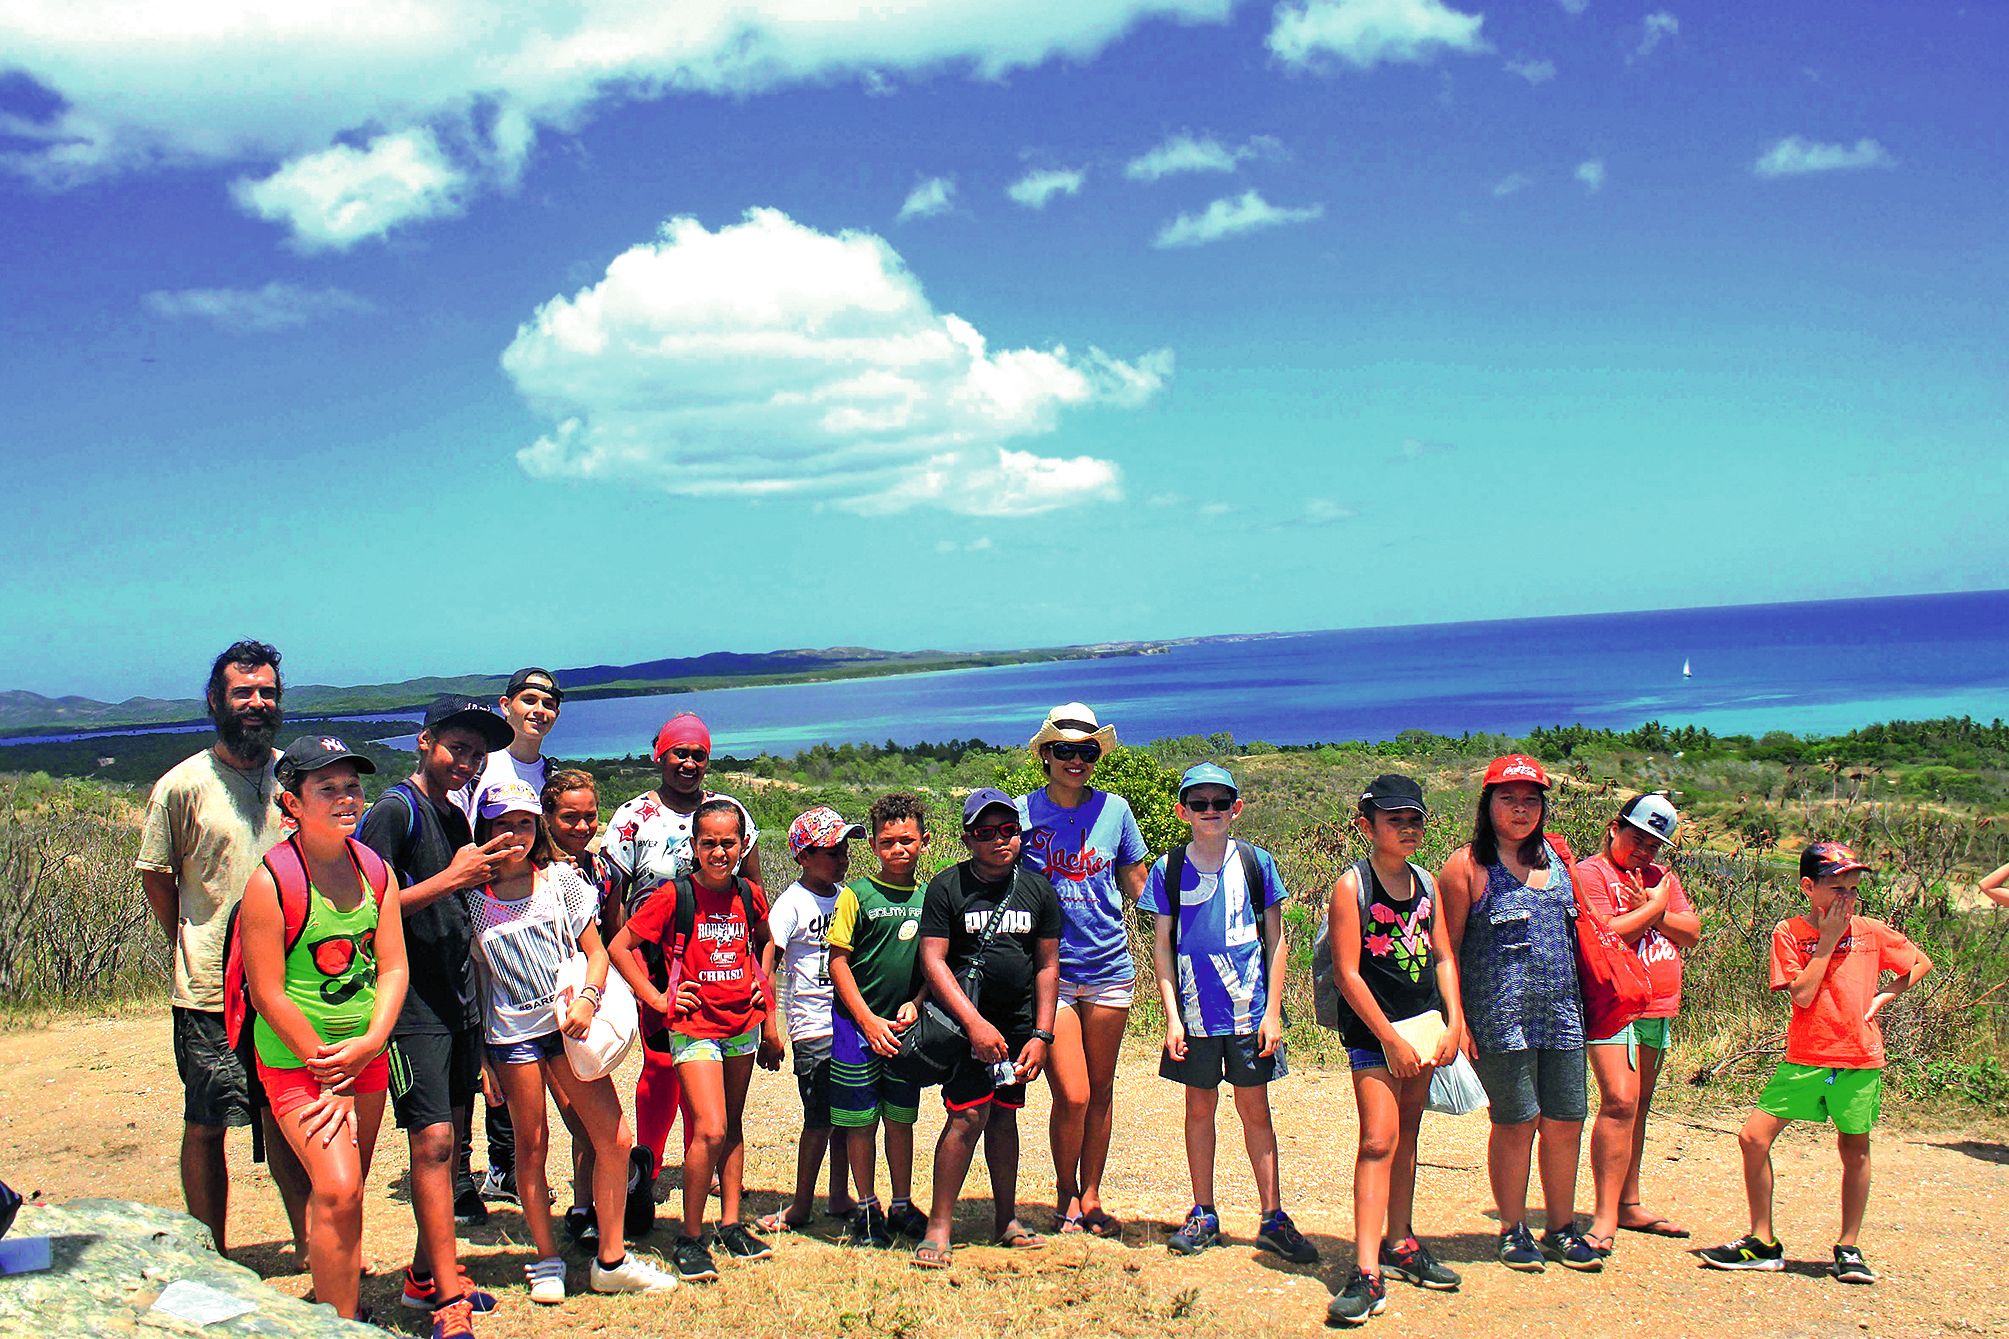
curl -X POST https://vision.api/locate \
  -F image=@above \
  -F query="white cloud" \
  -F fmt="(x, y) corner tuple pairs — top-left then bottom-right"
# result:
(1268, 0), (1488, 71)
(1575, 158), (1606, 192)
(1635, 10), (1678, 59)
(1270, 497), (1355, 527)
(1557, 0), (1589, 14)
(1753, 136), (1896, 178)
(1007, 167), (1086, 209)
(1505, 57), (1555, 84)
(1397, 436), (1455, 460)
(1, 1), (1236, 243)
(898, 176), (956, 221)
(1198, 501), (1235, 517)
(143, 282), (373, 333)
(1492, 171), (1532, 197)
(1144, 491), (1185, 507)
(504, 208), (1169, 517)
(230, 129), (466, 251)
(1124, 131), (1283, 182)
(933, 536), (995, 553)
(1153, 189), (1324, 248)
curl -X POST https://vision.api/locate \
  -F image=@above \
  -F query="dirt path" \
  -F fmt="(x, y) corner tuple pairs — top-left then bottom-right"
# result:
(2, 1012), (2003, 1338)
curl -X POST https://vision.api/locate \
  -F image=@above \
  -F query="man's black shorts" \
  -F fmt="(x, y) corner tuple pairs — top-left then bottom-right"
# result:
(172, 1006), (252, 1127)
(387, 1029), (482, 1131)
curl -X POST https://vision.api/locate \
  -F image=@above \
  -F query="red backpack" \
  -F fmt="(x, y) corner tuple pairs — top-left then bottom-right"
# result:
(1556, 837), (1654, 1038)
(222, 835), (394, 1052)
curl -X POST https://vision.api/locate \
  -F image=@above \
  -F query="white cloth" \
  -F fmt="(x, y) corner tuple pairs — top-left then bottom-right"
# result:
(766, 880), (838, 1042)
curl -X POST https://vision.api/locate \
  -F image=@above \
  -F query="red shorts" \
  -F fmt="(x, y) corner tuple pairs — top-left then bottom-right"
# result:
(257, 1053), (389, 1118)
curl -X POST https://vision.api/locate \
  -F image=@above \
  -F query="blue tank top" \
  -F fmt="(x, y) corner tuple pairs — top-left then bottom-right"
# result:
(1458, 851), (1585, 1052)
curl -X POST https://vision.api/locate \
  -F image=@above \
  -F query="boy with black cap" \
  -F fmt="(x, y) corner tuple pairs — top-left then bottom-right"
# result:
(1143, 764), (1314, 1266)
(465, 667), (565, 1207)
(357, 697), (515, 1332)
(910, 789), (1061, 1269)
(1702, 842), (1931, 1285)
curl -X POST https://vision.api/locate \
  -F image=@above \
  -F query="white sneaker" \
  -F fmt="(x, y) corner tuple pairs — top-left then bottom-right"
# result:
(526, 1255), (567, 1305)
(590, 1252), (679, 1294)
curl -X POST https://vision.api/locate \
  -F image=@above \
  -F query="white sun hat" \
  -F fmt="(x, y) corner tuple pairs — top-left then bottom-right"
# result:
(1028, 702), (1118, 755)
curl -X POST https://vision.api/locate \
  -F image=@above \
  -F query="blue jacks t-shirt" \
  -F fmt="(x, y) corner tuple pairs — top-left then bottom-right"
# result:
(1017, 788), (1150, 987)
(1139, 840), (1287, 1037)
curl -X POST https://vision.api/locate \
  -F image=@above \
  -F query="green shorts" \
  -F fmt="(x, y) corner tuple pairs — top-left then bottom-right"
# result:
(1588, 1016), (1671, 1068)
(668, 1026), (760, 1066)
(1757, 1062), (1883, 1134)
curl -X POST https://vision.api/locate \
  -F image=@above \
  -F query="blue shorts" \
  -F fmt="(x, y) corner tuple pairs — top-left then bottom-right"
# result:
(1346, 1045), (1388, 1072)
(829, 1012), (920, 1128)
(486, 1032), (564, 1067)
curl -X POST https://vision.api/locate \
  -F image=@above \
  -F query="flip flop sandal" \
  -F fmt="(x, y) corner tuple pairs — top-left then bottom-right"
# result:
(1055, 1213), (1086, 1234)
(755, 1211), (807, 1234)
(1080, 1209), (1122, 1239)
(995, 1225), (1047, 1250)
(1617, 1205), (1691, 1238)
(911, 1241), (953, 1269)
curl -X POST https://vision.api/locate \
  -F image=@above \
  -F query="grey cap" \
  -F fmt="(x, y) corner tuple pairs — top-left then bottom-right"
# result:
(1620, 792), (1680, 844)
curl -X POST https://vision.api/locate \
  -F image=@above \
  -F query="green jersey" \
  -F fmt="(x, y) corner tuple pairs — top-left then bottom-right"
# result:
(253, 879), (380, 1069)
(827, 874), (925, 1019)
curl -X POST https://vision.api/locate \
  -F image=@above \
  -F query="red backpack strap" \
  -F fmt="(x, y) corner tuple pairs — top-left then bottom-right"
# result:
(261, 836), (314, 953)
(345, 837), (394, 909)
(1547, 832), (1576, 867)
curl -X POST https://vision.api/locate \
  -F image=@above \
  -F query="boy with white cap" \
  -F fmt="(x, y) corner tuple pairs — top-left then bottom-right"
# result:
(1574, 793), (1702, 1254)
(756, 806), (863, 1233)
(1141, 764), (1314, 1266)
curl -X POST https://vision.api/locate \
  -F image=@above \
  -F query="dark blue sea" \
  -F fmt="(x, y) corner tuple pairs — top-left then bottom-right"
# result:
(8, 591), (2005, 759)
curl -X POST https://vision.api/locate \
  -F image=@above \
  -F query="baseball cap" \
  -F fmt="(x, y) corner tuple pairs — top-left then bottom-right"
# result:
(505, 667), (563, 705)
(1179, 762), (1238, 798)
(1801, 841), (1870, 880)
(477, 780), (541, 821)
(275, 735), (376, 787)
(1360, 773), (1428, 814)
(421, 696), (514, 751)
(961, 787), (1020, 829)
(1619, 792), (1680, 845)
(1483, 754), (1552, 789)
(788, 806), (866, 859)
(652, 712), (712, 762)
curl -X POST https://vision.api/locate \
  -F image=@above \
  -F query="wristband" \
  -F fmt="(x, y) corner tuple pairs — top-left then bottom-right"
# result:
(1030, 1028), (1055, 1045)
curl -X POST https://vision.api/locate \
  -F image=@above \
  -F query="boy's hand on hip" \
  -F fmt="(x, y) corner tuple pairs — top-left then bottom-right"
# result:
(1864, 990), (1897, 1023)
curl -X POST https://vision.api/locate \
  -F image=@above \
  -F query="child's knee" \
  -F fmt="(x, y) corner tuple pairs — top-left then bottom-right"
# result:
(1357, 1127), (1398, 1163)
(1230, 1085), (1274, 1127)
(1737, 1119), (1776, 1156)
(1837, 1132), (1871, 1164)
(410, 1125), (456, 1169)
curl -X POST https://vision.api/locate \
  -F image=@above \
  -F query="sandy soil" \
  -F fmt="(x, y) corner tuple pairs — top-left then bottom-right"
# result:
(2, 1011), (2003, 1338)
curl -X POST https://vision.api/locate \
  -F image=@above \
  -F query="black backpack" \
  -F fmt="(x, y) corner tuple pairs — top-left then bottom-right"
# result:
(1158, 841), (1275, 999)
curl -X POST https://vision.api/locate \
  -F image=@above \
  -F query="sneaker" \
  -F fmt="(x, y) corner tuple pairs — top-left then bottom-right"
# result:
(452, 1185), (489, 1227)
(1380, 1236), (1461, 1291)
(1540, 1225), (1605, 1272)
(1167, 1205), (1222, 1255)
(1832, 1244), (1876, 1285)
(716, 1221), (773, 1261)
(479, 1166), (518, 1205)
(886, 1200), (931, 1241)
(1325, 1269), (1387, 1327)
(672, 1234), (719, 1283)
(1497, 1222), (1545, 1272)
(624, 1147), (656, 1239)
(1699, 1234), (1785, 1271)
(849, 1201), (894, 1249)
(400, 1267), (498, 1313)
(429, 1296), (476, 1339)
(564, 1205), (598, 1247)
(590, 1252), (679, 1294)
(1256, 1209), (1320, 1264)
(525, 1256), (566, 1305)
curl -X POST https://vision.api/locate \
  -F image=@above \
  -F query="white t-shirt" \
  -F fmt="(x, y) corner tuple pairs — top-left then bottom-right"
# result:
(601, 790), (760, 913)
(456, 750), (550, 825)
(766, 880), (838, 1042)
(469, 862), (598, 1046)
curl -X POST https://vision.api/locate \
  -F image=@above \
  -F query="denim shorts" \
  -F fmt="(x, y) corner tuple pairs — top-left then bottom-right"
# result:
(1346, 1045), (1388, 1072)
(1471, 1046), (1589, 1125)
(486, 1031), (565, 1067)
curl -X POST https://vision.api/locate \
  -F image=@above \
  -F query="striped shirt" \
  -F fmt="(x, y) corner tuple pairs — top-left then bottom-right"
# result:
(470, 863), (598, 1046)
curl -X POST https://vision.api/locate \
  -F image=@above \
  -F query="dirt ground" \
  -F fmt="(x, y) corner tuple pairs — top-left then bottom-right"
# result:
(2, 1011), (2003, 1339)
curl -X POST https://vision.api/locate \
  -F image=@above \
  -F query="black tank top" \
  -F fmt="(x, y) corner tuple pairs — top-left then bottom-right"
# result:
(1335, 860), (1444, 1051)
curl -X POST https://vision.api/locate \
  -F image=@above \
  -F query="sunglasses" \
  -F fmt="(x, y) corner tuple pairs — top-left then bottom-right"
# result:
(1181, 796), (1235, 813)
(966, 822), (1022, 842)
(1048, 742), (1102, 762)
(666, 747), (709, 763)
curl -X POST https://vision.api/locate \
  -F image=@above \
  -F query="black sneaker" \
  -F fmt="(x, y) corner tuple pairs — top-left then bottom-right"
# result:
(849, 1202), (894, 1248)
(1167, 1205), (1221, 1255)
(624, 1148), (656, 1239)
(1325, 1269), (1387, 1327)
(1256, 1209), (1320, 1264)
(452, 1185), (488, 1227)
(1699, 1234), (1785, 1271)
(1379, 1236), (1460, 1291)
(1497, 1222), (1544, 1272)
(1540, 1225), (1604, 1273)
(478, 1165), (518, 1205)
(886, 1201), (930, 1241)
(564, 1206), (598, 1247)
(716, 1222), (772, 1261)
(1832, 1244), (1876, 1285)
(672, 1234), (718, 1283)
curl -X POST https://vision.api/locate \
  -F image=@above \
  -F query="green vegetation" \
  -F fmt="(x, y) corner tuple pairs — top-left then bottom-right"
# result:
(5, 715), (2005, 1117)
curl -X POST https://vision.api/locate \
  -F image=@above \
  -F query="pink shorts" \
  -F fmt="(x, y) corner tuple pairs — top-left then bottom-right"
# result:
(257, 1053), (389, 1118)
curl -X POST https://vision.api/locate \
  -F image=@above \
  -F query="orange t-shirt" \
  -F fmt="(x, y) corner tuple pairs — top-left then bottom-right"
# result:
(1768, 915), (1920, 1069)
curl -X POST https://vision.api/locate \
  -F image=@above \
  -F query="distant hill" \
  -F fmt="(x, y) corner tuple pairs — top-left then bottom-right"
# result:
(0, 642), (1156, 734)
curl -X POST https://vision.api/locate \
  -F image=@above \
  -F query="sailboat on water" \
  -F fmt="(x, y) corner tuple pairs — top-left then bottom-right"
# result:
(1682, 657), (1692, 680)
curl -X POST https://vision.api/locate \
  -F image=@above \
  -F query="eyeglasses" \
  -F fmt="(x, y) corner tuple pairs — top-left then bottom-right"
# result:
(1181, 796), (1235, 813)
(1048, 742), (1101, 762)
(666, 748), (709, 763)
(966, 822), (1022, 842)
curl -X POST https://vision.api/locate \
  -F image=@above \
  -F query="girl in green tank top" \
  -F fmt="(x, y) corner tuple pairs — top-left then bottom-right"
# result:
(242, 738), (409, 1322)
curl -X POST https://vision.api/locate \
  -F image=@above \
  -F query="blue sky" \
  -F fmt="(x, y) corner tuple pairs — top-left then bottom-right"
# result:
(3, 1), (2003, 700)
